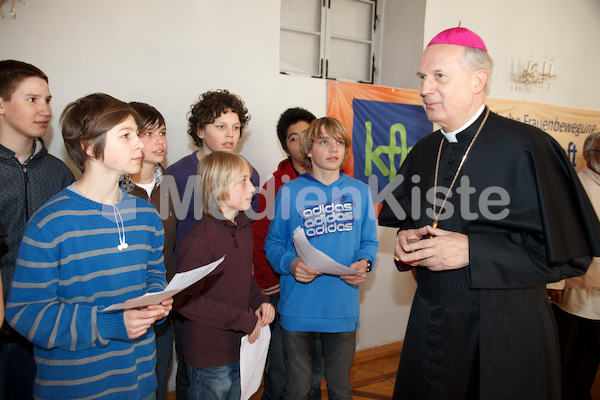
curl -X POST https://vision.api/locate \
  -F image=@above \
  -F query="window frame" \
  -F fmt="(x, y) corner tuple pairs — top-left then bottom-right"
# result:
(279, 0), (379, 84)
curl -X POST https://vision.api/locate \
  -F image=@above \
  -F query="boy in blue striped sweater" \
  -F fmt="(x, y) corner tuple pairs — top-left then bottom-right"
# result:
(5, 93), (173, 400)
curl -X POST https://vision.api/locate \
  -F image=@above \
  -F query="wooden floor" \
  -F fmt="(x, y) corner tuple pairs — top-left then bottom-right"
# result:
(249, 341), (400, 400)
(168, 341), (600, 399)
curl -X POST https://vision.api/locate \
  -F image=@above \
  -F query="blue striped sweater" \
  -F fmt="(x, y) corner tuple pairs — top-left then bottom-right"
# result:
(6, 186), (166, 400)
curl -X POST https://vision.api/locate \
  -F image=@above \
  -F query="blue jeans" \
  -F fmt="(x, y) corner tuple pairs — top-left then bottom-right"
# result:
(282, 330), (356, 400)
(0, 332), (35, 400)
(154, 317), (173, 400)
(187, 360), (240, 400)
(262, 295), (323, 400)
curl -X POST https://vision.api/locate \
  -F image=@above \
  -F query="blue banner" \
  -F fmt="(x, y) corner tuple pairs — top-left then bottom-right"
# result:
(352, 99), (432, 193)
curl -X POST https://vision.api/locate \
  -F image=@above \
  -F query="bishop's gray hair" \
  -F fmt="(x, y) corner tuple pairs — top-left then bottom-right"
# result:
(463, 47), (494, 96)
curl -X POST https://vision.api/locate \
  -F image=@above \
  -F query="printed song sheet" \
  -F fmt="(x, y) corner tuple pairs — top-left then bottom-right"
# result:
(292, 227), (357, 276)
(240, 327), (271, 400)
(102, 257), (224, 311)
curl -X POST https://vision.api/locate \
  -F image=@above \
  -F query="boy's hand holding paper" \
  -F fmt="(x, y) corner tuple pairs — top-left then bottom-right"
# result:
(292, 227), (361, 276)
(102, 257), (224, 312)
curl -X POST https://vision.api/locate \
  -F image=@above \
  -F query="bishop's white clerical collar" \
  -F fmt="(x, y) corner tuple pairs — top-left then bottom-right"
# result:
(440, 105), (486, 143)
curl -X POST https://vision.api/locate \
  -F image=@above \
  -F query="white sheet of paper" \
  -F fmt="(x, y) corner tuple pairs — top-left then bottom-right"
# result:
(240, 326), (271, 400)
(101, 257), (224, 312)
(292, 227), (358, 276)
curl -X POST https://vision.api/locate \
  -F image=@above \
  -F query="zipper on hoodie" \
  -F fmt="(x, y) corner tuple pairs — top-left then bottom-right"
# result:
(22, 164), (30, 221)
(20, 140), (40, 222)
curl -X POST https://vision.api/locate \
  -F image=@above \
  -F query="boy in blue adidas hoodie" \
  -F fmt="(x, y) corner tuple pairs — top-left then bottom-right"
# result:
(264, 117), (378, 399)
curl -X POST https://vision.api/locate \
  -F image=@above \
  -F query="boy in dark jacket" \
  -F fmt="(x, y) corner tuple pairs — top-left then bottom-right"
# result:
(0, 60), (74, 400)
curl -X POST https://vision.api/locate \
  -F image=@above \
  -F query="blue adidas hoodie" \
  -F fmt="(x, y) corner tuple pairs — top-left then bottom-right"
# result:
(264, 172), (379, 333)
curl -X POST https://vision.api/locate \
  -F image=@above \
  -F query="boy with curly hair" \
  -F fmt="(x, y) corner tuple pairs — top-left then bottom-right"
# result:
(167, 89), (259, 242)
(166, 89), (259, 398)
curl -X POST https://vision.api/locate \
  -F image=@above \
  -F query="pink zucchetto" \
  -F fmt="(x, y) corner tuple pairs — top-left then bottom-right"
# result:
(427, 25), (487, 52)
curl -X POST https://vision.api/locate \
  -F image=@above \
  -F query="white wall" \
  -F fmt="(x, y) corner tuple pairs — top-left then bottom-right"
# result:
(424, 0), (600, 110)
(378, 0), (425, 89)
(0, 0), (328, 177)
(1, 0), (599, 359)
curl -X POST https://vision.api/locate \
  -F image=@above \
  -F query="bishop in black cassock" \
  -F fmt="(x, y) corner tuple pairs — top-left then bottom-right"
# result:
(379, 26), (600, 400)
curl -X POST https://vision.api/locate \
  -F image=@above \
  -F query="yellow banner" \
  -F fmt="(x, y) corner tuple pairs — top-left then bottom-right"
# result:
(328, 81), (600, 173)
(487, 99), (600, 171)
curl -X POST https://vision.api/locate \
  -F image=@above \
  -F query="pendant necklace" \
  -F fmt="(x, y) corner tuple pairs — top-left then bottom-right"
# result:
(431, 108), (490, 229)
(393, 108), (490, 270)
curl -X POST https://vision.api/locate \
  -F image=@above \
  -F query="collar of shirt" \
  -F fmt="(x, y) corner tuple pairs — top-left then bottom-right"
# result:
(584, 166), (600, 187)
(440, 104), (486, 143)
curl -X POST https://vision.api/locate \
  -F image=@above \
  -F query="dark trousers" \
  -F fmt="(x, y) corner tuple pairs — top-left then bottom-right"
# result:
(553, 304), (600, 400)
(172, 311), (189, 400)
(154, 317), (174, 400)
(282, 329), (355, 400)
(262, 294), (323, 400)
(0, 332), (35, 400)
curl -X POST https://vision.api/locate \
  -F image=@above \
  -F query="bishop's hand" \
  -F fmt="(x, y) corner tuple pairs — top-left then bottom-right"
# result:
(394, 227), (429, 269)
(395, 225), (469, 271)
